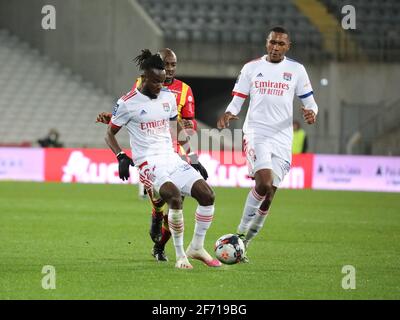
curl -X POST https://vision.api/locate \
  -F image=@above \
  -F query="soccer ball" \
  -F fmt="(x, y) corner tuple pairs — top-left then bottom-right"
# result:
(214, 234), (245, 265)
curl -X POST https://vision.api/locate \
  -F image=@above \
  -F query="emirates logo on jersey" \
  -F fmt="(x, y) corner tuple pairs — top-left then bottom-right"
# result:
(163, 103), (171, 112)
(254, 80), (289, 96)
(140, 119), (167, 130)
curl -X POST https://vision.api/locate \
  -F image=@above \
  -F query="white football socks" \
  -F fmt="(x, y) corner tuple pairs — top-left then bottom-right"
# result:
(237, 188), (265, 235)
(191, 205), (214, 250)
(245, 208), (269, 243)
(168, 209), (185, 258)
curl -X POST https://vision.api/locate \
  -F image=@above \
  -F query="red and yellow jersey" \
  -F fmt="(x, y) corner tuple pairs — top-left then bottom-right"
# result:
(132, 77), (197, 154)
(132, 77), (195, 123)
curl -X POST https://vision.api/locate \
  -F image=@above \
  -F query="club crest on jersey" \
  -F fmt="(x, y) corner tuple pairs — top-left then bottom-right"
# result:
(163, 103), (171, 112)
(112, 104), (119, 116)
(283, 72), (292, 81)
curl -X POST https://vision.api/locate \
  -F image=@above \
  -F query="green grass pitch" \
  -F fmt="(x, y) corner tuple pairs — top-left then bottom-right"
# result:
(0, 181), (399, 299)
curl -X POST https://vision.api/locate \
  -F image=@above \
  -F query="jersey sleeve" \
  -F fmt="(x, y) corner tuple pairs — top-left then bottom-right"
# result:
(180, 86), (195, 119)
(232, 64), (251, 98)
(296, 65), (313, 99)
(110, 100), (130, 128)
(170, 94), (178, 120)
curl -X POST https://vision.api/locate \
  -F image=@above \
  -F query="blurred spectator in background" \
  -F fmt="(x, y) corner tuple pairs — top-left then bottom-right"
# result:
(292, 120), (308, 154)
(37, 129), (63, 148)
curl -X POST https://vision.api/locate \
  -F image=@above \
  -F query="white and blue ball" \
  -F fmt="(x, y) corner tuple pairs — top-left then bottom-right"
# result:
(214, 234), (245, 265)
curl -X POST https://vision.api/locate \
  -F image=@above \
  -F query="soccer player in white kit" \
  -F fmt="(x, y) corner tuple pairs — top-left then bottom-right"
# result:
(217, 26), (318, 262)
(105, 49), (221, 269)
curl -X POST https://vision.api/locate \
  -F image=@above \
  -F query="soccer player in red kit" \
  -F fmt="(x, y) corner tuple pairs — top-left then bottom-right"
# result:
(96, 48), (198, 262)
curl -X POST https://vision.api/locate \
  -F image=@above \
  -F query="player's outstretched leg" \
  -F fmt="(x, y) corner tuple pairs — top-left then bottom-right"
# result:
(186, 180), (222, 267)
(160, 182), (192, 269)
(147, 189), (165, 244)
(237, 169), (277, 263)
(235, 187), (265, 263)
(149, 208), (163, 244)
(169, 209), (192, 269)
(245, 208), (270, 247)
(236, 187), (265, 237)
(151, 215), (171, 262)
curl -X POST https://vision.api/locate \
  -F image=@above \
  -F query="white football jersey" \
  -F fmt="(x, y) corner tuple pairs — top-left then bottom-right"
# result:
(232, 55), (313, 150)
(110, 88), (178, 164)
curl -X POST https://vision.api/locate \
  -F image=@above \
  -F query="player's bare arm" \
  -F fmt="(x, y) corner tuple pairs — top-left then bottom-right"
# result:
(105, 125), (123, 155)
(105, 125), (134, 181)
(96, 112), (112, 124)
(171, 118), (192, 154)
(217, 112), (240, 129)
(301, 106), (317, 124)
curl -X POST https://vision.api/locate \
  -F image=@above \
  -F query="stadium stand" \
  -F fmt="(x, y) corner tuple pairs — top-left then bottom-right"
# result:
(137, 0), (400, 63)
(372, 126), (400, 156)
(340, 98), (400, 155)
(137, 0), (327, 62)
(319, 0), (400, 61)
(0, 29), (130, 149)
(0, 1), (398, 154)
(0, 28), (226, 150)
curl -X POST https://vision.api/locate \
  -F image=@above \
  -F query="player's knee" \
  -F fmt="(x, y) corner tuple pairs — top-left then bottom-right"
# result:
(256, 182), (274, 198)
(169, 196), (182, 209)
(260, 197), (272, 211)
(199, 189), (215, 206)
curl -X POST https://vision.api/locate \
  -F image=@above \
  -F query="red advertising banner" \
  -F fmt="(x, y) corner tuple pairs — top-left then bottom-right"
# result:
(44, 148), (137, 184)
(3, 147), (398, 192)
(284, 153), (314, 189)
(3, 147), (400, 192)
(43, 148), (314, 189)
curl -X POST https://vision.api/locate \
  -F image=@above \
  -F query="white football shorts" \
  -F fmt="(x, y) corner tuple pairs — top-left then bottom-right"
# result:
(137, 152), (203, 196)
(243, 135), (291, 187)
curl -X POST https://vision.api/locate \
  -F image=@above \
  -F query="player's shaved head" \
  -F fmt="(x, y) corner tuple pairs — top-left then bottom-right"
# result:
(158, 48), (177, 61)
(158, 48), (177, 84)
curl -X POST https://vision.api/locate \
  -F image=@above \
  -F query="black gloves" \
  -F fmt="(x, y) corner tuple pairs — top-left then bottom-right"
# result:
(117, 152), (134, 181)
(188, 153), (208, 180)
